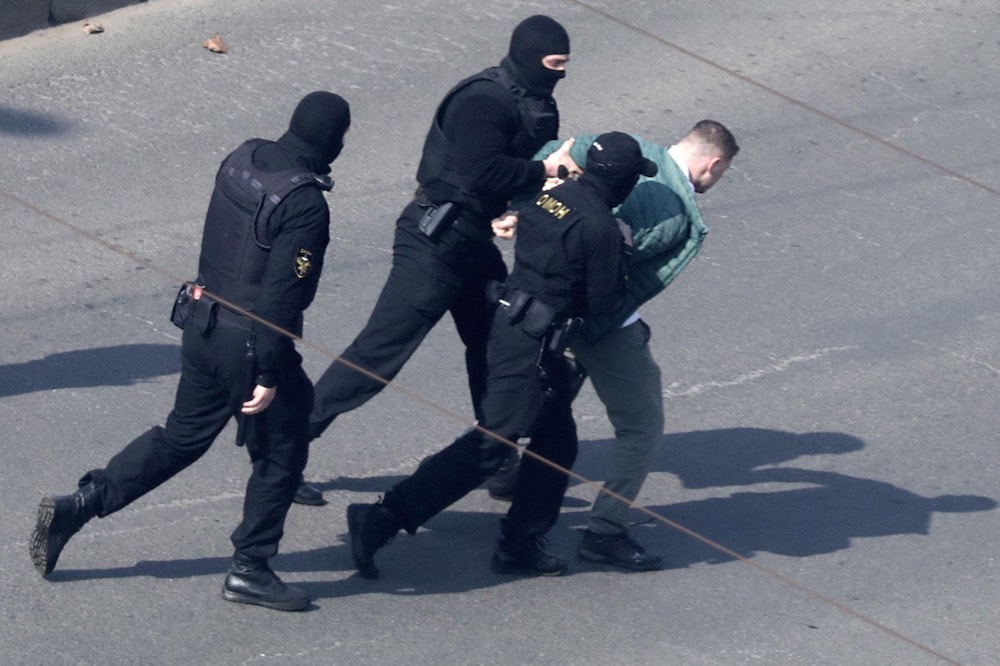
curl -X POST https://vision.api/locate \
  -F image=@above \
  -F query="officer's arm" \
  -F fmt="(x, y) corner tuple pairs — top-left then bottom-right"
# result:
(508, 134), (596, 211)
(584, 224), (628, 315)
(252, 190), (330, 385)
(449, 93), (546, 197)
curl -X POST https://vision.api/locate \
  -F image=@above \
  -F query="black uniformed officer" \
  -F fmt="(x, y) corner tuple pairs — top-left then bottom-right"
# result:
(295, 16), (580, 504)
(346, 132), (658, 578)
(28, 91), (351, 612)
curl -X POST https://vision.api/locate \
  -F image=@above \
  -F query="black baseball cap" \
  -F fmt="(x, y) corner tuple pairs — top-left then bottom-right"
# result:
(587, 132), (658, 179)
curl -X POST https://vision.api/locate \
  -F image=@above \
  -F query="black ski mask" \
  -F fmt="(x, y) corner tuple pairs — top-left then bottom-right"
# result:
(504, 15), (570, 97)
(278, 91), (351, 173)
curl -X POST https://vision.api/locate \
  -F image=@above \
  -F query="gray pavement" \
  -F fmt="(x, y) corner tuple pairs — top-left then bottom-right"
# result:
(1, 1), (999, 664)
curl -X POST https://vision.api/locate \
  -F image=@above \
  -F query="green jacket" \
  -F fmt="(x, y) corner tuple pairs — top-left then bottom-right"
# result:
(529, 134), (708, 341)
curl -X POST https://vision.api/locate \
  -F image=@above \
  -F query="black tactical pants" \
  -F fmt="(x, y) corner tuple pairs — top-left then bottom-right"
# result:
(81, 319), (312, 560)
(386, 315), (579, 539)
(308, 199), (507, 439)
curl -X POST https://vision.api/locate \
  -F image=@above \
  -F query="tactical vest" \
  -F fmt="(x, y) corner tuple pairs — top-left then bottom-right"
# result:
(197, 139), (332, 313)
(415, 65), (559, 204)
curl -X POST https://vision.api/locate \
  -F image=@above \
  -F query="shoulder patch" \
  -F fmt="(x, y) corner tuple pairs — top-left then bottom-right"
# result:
(294, 248), (314, 279)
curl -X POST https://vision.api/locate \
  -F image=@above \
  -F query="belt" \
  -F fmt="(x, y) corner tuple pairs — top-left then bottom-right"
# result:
(214, 304), (253, 331)
(414, 193), (493, 243)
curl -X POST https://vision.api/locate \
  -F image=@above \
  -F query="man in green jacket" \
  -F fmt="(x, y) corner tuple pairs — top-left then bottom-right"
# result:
(491, 120), (739, 570)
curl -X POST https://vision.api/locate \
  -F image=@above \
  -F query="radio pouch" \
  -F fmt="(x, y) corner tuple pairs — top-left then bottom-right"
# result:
(192, 296), (218, 335)
(520, 299), (556, 338)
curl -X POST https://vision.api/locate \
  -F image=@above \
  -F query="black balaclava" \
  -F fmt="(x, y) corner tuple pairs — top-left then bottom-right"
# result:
(277, 91), (351, 174)
(504, 15), (570, 97)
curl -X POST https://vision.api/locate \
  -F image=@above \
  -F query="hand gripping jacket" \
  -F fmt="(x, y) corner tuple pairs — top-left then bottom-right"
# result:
(197, 139), (333, 315)
(415, 65), (559, 205)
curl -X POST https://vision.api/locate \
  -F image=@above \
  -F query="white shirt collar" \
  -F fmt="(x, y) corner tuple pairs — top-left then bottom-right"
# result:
(667, 145), (695, 193)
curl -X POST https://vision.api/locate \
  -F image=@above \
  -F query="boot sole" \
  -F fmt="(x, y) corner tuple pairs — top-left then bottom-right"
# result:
(221, 587), (309, 612)
(29, 497), (57, 576)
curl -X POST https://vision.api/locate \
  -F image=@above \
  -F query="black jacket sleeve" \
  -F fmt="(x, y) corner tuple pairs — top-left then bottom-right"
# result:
(445, 89), (546, 204)
(252, 186), (330, 386)
(583, 219), (628, 316)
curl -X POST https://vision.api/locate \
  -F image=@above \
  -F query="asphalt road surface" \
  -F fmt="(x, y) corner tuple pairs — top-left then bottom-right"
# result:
(1, 1), (998, 664)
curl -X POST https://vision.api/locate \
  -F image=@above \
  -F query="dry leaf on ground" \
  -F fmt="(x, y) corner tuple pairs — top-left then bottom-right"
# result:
(203, 34), (229, 54)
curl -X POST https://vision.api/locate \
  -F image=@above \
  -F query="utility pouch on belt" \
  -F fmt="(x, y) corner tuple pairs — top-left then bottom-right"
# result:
(170, 283), (205, 330)
(417, 200), (461, 241)
(488, 280), (532, 324)
(191, 295), (218, 335)
(520, 299), (557, 338)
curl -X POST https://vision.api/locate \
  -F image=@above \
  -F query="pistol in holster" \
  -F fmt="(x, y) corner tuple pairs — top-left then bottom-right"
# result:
(417, 200), (461, 241)
(546, 317), (582, 355)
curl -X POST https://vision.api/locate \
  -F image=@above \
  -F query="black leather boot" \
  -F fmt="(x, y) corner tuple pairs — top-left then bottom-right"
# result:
(346, 500), (403, 579)
(222, 553), (310, 612)
(293, 482), (327, 506)
(30, 482), (100, 576)
(491, 521), (567, 577)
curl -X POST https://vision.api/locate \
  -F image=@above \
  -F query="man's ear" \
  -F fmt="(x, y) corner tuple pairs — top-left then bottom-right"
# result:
(706, 155), (723, 176)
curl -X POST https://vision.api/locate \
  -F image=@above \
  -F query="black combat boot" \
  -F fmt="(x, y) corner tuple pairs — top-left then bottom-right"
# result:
(346, 500), (404, 579)
(293, 482), (327, 506)
(222, 553), (310, 612)
(30, 482), (100, 576)
(491, 526), (567, 577)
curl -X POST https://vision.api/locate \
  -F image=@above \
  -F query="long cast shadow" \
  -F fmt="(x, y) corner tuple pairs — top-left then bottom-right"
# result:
(45, 427), (996, 596)
(0, 343), (181, 397)
(45, 510), (529, 599)
(0, 106), (75, 137)
(570, 428), (996, 570)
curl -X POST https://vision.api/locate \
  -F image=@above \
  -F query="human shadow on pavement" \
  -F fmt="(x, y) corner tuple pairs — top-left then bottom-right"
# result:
(303, 472), (597, 507)
(0, 106), (75, 137)
(0, 343), (180, 397)
(50, 427), (994, 596)
(569, 427), (997, 570)
(46, 509), (547, 599)
(306, 474), (411, 494)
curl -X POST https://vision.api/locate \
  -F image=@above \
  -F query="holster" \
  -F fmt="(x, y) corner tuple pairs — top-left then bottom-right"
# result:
(547, 317), (582, 354)
(515, 319), (584, 436)
(517, 345), (577, 437)
(417, 199), (461, 241)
